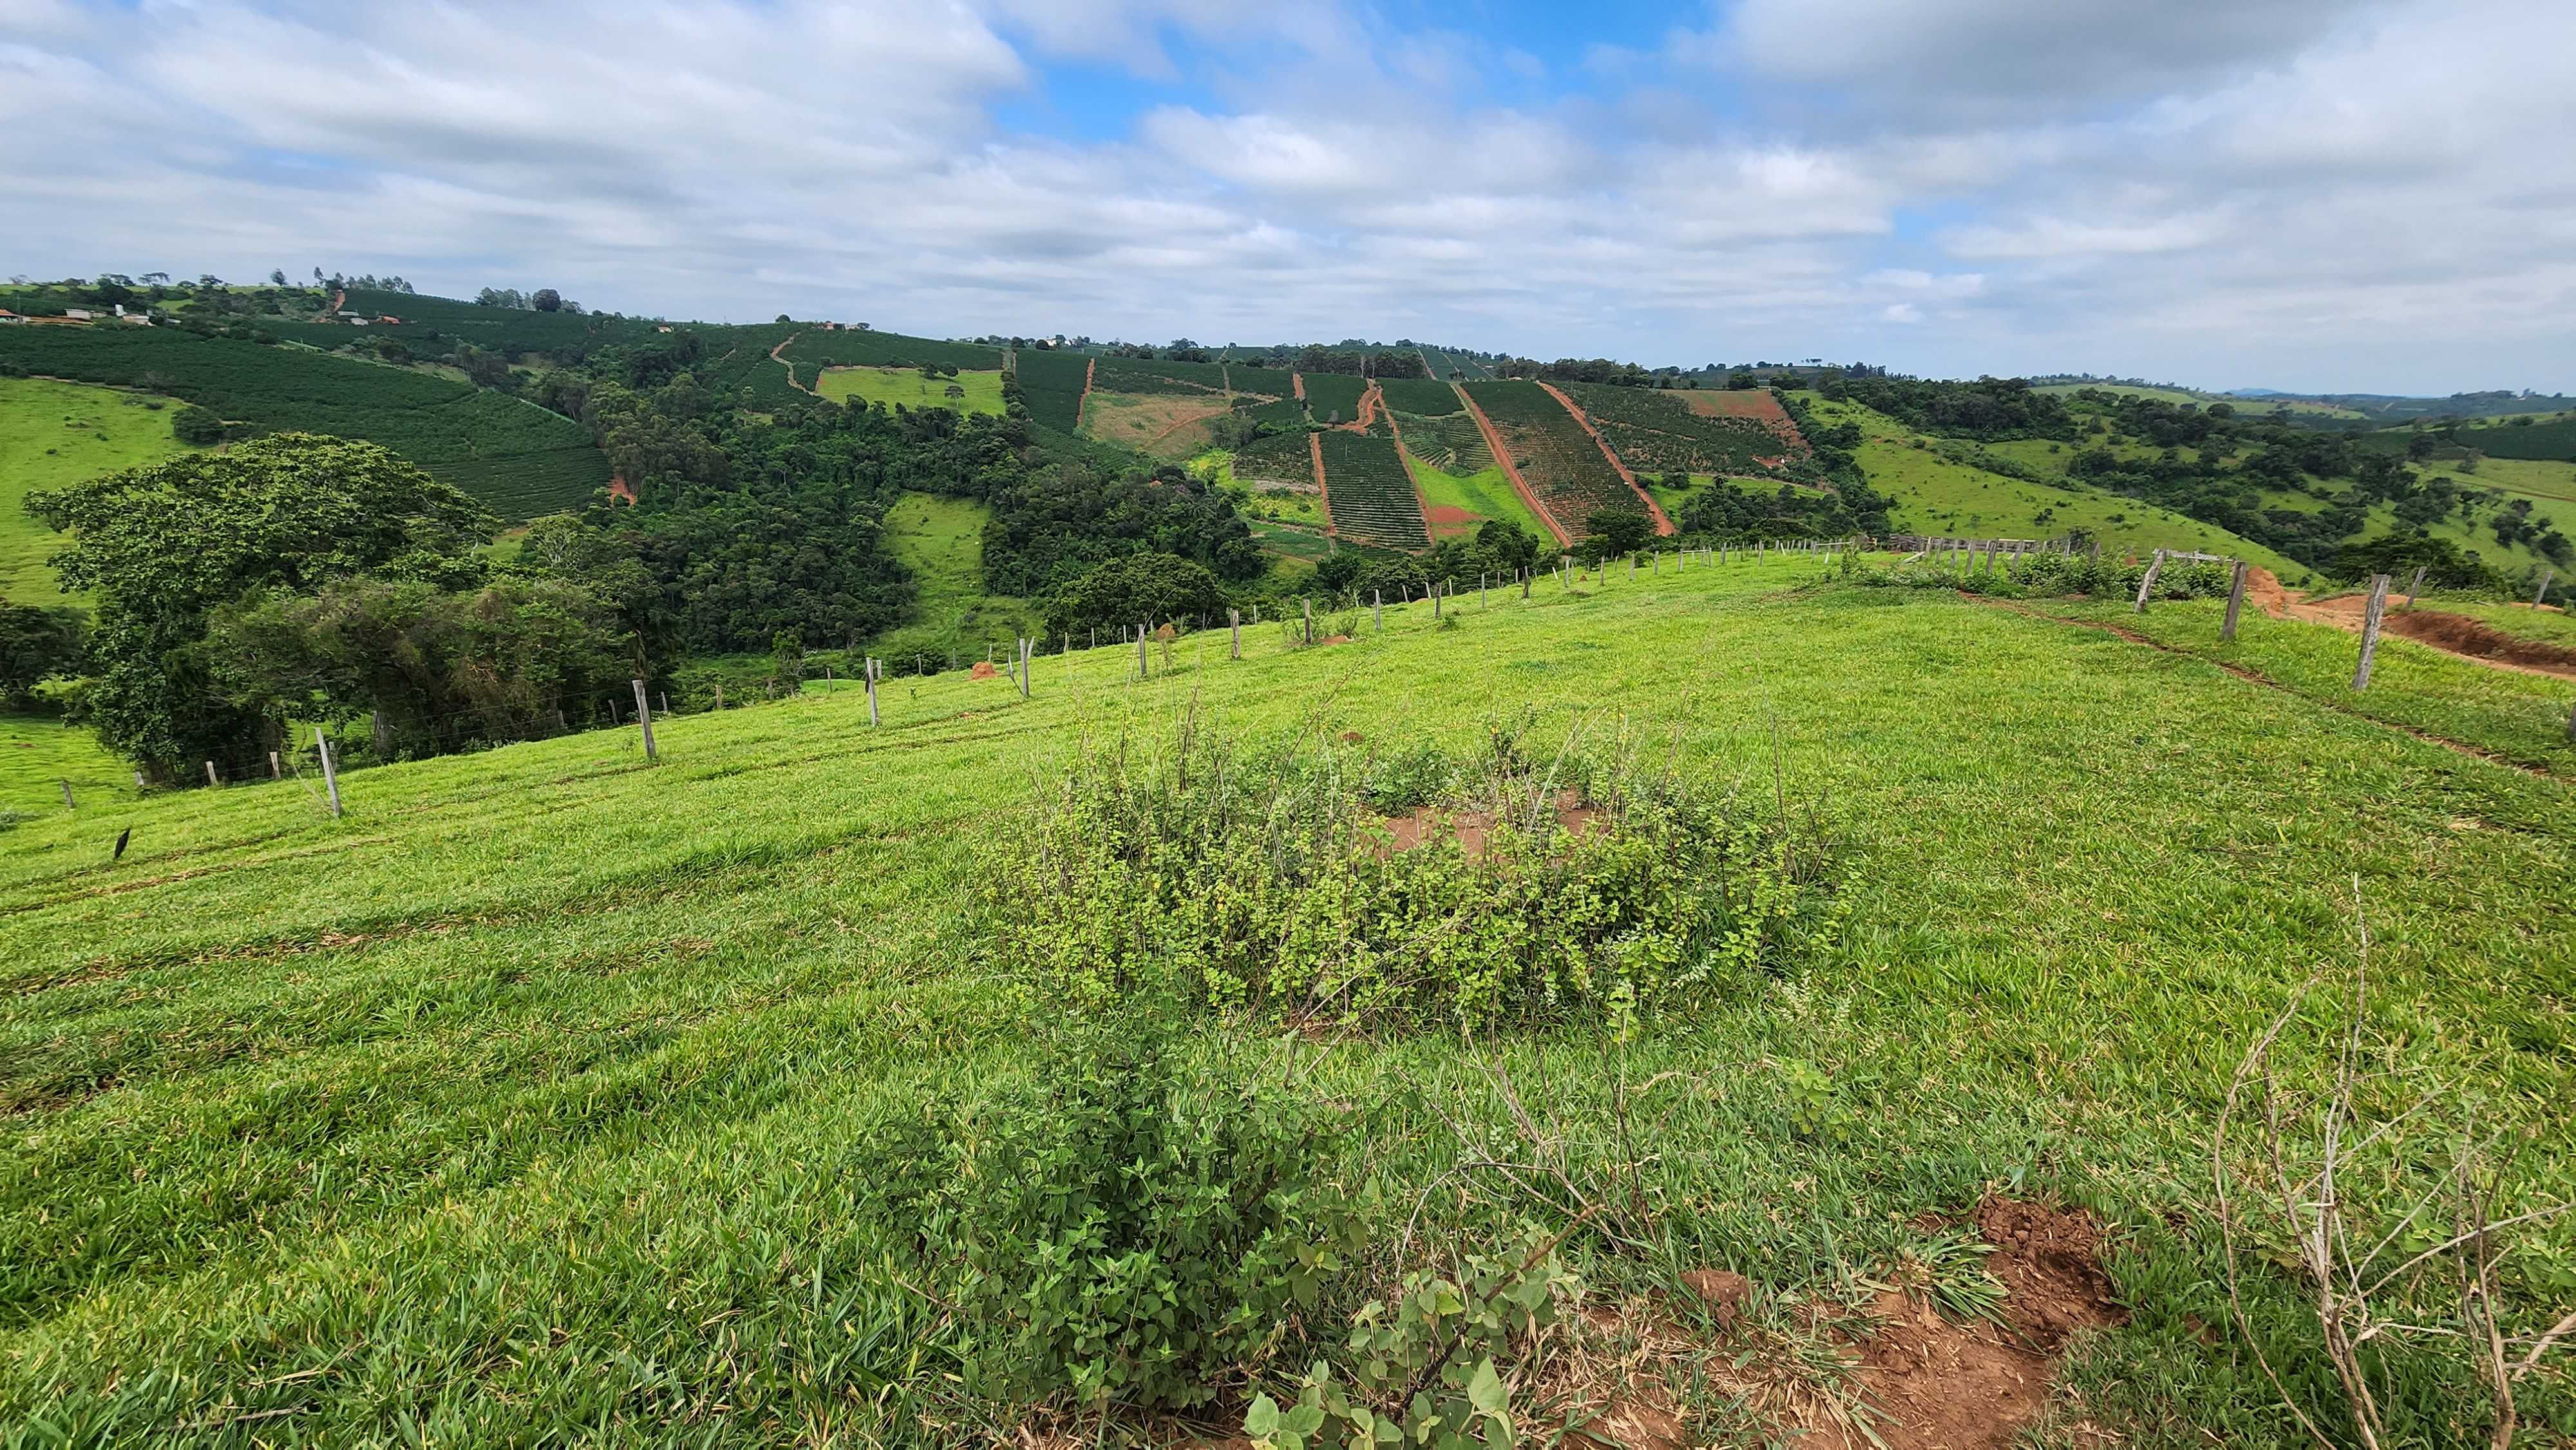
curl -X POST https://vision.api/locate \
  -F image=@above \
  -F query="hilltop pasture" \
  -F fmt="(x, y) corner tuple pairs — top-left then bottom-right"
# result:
(3, 554), (2568, 1445)
(0, 375), (198, 605)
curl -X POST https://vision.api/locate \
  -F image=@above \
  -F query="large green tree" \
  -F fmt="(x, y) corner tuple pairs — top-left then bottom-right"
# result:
(27, 433), (494, 780)
(0, 601), (88, 710)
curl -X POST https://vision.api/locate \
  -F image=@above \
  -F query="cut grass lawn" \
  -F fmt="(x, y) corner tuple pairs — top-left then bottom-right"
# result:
(813, 366), (1005, 417)
(0, 375), (200, 605)
(1, 558), (2568, 1444)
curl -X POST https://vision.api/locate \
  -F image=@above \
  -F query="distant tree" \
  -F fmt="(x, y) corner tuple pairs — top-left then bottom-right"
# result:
(776, 312), (792, 325)
(0, 602), (88, 710)
(532, 288), (564, 312)
(1043, 552), (1229, 641)
(1586, 508), (1653, 554)
(269, 268), (288, 286)
(25, 434), (494, 780)
(1475, 518), (1542, 572)
(1308, 550), (1365, 594)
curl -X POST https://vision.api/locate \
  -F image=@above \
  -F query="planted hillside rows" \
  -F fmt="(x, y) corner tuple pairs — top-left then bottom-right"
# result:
(1091, 356), (1231, 396)
(1464, 381), (1638, 526)
(1317, 431), (1428, 549)
(783, 330), (1004, 374)
(1301, 373), (1368, 425)
(1233, 431), (1316, 485)
(1376, 378), (1463, 417)
(1564, 382), (1790, 478)
(0, 325), (609, 519)
(1011, 349), (1090, 433)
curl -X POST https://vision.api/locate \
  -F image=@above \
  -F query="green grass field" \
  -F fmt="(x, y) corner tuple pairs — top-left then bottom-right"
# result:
(3, 554), (2568, 1444)
(1408, 457), (1551, 541)
(814, 366), (1006, 417)
(0, 712), (133, 817)
(857, 491), (1041, 668)
(1195, 450), (1329, 529)
(2415, 597), (2576, 648)
(1812, 398), (2308, 578)
(0, 376), (199, 605)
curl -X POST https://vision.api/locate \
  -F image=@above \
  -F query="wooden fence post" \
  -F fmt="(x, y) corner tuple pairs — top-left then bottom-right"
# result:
(60, 779), (74, 811)
(1520, 568), (1531, 600)
(1137, 623), (1149, 677)
(866, 657), (880, 725)
(315, 727), (341, 818)
(1432, 584), (1441, 620)
(2402, 565), (2427, 610)
(632, 679), (658, 762)
(714, 683), (723, 710)
(2134, 549), (2166, 613)
(269, 751), (281, 779)
(1019, 638), (1032, 699)
(1303, 596), (1314, 643)
(2536, 567), (2557, 608)
(205, 760), (219, 788)
(1372, 590), (1381, 631)
(2353, 574), (2392, 692)
(2221, 560), (2250, 642)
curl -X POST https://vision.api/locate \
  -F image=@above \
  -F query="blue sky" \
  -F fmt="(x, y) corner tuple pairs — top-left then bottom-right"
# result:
(4, 0), (2571, 393)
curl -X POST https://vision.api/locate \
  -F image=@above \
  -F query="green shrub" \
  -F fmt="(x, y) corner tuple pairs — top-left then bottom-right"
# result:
(1860, 552), (2231, 603)
(857, 1020), (1363, 1411)
(987, 718), (1844, 1031)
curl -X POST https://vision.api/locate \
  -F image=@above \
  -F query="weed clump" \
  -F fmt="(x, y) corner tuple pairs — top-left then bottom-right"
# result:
(1860, 552), (2231, 602)
(988, 715), (1842, 1031)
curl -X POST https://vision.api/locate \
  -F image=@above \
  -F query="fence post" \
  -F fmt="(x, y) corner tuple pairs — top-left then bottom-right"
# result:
(1304, 596), (1314, 643)
(269, 750), (281, 779)
(2537, 567), (2557, 608)
(61, 779), (74, 811)
(1137, 623), (1149, 677)
(866, 657), (880, 726)
(632, 679), (658, 762)
(2221, 560), (2250, 642)
(2402, 565), (2427, 611)
(205, 760), (219, 788)
(2133, 549), (2166, 613)
(1022, 638), (1033, 698)
(134, 769), (147, 792)
(1432, 584), (1441, 620)
(1373, 589), (1382, 632)
(714, 683), (724, 710)
(1520, 568), (1530, 600)
(315, 727), (342, 818)
(2353, 574), (2393, 692)
(1231, 608), (1242, 658)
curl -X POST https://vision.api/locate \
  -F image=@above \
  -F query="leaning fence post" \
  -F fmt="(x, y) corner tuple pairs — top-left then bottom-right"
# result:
(60, 779), (75, 811)
(2133, 549), (2166, 613)
(315, 727), (342, 818)
(1303, 597), (1314, 643)
(2402, 565), (2427, 611)
(2221, 560), (2250, 642)
(632, 679), (658, 762)
(2537, 567), (2557, 608)
(2353, 574), (2393, 692)
(205, 760), (219, 788)
(1230, 608), (1242, 658)
(1373, 589), (1382, 632)
(1137, 623), (1149, 677)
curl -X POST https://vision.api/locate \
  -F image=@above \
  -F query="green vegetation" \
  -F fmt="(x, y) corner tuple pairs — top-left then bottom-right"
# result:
(1300, 373), (1368, 424)
(1407, 457), (1548, 540)
(853, 491), (1040, 668)
(779, 328), (1001, 375)
(0, 711), (130, 814)
(1090, 355), (1230, 396)
(1, 560), (2567, 1444)
(1562, 381), (1789, 479)
(0, 325), (610, 520)
(814, 366), (1005, 417)
(1462, 381), (1636, 533)
(1011, 348), (1090, 433)
(1375, 377), (1463, 416)
(0, 376), (198, 606)
(1197, 451), (1329, 531)
(1315, 431), (1427, 549)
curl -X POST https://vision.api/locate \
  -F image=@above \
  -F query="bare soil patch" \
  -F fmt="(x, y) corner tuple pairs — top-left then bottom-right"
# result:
(2253, 569), (2576, 678)
(1378, 788), (1600, 856)
(1423, 505), (1479, 525)
(1082, 391), (1233, 457)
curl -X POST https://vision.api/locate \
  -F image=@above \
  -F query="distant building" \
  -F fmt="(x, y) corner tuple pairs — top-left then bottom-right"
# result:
(348, 318), (368, 326)
(122, 313), (151, 325)
(378, 315), (401, 325)
(656, 325), (674, 334)
(62, 308), (93, 321)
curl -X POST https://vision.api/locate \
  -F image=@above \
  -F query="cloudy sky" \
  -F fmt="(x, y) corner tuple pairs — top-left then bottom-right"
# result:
(5, 0), (2570, 393)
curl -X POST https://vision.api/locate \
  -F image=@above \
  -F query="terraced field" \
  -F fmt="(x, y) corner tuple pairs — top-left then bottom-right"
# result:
(1463, 381), (1641, 534)
(1231, 430), (1318, 487)
(1417, 344), (1493, 381)
(1563, 382), (1791, 479)
(1316, 431), (1427, 549)
(1376, 378), (1463, 416)
(783, 330), (1003, 375)
(1090, 356), (1230, 397)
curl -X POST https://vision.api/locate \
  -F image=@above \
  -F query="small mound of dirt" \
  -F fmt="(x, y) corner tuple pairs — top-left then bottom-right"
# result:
(1837, 1199), (2124, 1450)
(969, 661), (999, 679)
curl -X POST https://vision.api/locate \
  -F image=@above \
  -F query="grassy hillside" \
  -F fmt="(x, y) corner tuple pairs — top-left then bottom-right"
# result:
(1, 557), (2568, 1443)
(1808, 396), (2307, 576)
(0, 376), (200, 605)
(815, 366), (1005, 417)
(0, 325), (611, 520)
(857, 491), (1041, 668)
(1409, 458), (1549, 541)
(0, 712), (131, 815)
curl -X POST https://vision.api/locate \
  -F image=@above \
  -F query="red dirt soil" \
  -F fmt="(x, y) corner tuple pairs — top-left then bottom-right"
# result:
(770, 332), (814, 394)
(1291, 372), (1307, 402)
(1454, 382), (1574, 547)
(1534, 381), (1677, 536)
(1820, 1199), (2125, 1450)
(1379, 789), (1600, 856)
(1074, 357), (1096, 431)
(1682, 388), (1811, 455)
(2250, 569), (2576, 678)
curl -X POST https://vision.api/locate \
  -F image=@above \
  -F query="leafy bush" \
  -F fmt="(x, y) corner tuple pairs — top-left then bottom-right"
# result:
(987, 719), (1844, 1031)
(858, 1020), (1363, 1411)
(1861, 551), (2233, 602)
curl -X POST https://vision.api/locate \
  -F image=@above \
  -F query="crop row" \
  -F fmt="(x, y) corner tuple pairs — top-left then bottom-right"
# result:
(0, 325), (609, 518)
(1300, 374), (1368, 424)
(1240, 397), (1307, 431)
(784, 329), (1003, 373)
(1091, 355), (1231, 396)
(1463, 381), (1640, 528)
(1232, 431), (1316, 485)
(1417, 345), (1492, 382)
(1012, 350), (1090, 433)
(1376, 378), (1462, 416)
(1316, 431), (1427, 550)
(1392, 411), (1494, 475)
(1562, 382), (1789, 478)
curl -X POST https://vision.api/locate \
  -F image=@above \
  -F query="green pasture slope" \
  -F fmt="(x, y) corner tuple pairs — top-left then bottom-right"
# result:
(0, 325), (610, 520)
(0, 713), (131, 816)
(858, 491), (1040, 668)
(0, 375), (200, 606)
(815, 366), (1006, 417)
(2, 552), (2569, 1444)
